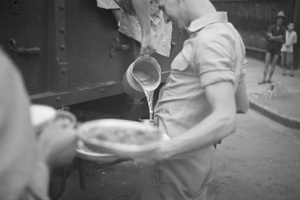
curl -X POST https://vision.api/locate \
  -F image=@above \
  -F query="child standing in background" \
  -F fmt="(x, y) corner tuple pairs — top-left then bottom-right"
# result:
(281, 22), (297, 76)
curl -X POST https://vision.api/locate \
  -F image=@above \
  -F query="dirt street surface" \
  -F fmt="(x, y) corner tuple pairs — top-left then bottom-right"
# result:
(207, 110), (300, 200)
(60, 110), (300, 200)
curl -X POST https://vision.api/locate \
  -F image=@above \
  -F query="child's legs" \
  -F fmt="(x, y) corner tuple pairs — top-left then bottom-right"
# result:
(286, 52), (294, 73)
(281, 52), (286, 73)
(269, 54), (279, 81)
(263, 52), (271, 80)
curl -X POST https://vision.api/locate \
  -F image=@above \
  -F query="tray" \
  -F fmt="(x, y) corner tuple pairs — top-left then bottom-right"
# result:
(76, 141), (120, 162)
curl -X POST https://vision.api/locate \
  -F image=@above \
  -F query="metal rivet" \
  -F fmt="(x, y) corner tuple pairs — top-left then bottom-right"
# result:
(60, 45), (65, 50)
(56, 96), (61, 102)
(100, 88), (104, 93)
(60, 28), (65, 33)
(62, 68), (67, 74)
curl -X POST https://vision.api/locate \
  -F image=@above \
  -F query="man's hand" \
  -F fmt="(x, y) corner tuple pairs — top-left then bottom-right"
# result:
(132, 142), (166, 166)
(266, 32), (273, 40)
(132, 0), (156, 56)
(37, 120), (77, 168)
(140, 34), (157, 57)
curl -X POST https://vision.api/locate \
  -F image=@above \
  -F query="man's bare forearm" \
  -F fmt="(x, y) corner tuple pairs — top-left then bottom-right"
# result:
(160, 82), (237, 159)
(161, 110), (236, 159)
(132, 0), (151, 37)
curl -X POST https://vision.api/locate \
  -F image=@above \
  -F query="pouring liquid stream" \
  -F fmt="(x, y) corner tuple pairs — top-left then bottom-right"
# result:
(133, 71), (156, 120)
(144, 89), (154, 120)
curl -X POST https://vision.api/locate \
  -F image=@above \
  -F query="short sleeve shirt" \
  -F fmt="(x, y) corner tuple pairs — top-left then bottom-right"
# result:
(267, 25), (286, 51)
(154, 12), (246, 138)
(281, 30), (297, 52)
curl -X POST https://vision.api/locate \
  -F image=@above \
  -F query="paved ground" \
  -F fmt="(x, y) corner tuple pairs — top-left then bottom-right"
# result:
(245, 58), (300, 128)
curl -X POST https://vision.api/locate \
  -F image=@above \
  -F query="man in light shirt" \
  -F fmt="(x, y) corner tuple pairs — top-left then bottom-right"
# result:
(136, 0), (249, 199)
(281, 22), (297, 76)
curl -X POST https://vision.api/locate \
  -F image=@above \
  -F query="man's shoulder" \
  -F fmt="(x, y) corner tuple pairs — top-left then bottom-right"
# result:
(196, 23), (241, 49)
(196, 23), (232, 41)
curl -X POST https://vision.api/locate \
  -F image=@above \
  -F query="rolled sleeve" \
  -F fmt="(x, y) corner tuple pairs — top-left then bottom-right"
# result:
(239, 59), (247, 83)
(201, 70), (235, 88)
(194, 33), (235, 88)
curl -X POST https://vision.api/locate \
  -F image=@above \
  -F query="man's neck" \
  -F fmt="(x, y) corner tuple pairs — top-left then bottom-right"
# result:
(185, 0), (217, 26)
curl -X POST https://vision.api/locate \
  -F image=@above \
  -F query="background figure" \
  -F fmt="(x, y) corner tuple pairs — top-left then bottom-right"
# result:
(281, 22), (297, 76)
(0, 49), (77, 200)
(258, 11), (286, 84)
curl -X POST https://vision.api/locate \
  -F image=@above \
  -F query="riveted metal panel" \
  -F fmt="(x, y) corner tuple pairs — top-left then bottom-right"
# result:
(0, 0), (49, 95)
(0, 0), (187, 108)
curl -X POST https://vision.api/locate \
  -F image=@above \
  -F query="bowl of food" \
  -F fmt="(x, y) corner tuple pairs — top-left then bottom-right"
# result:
(77, 119), (163, 158)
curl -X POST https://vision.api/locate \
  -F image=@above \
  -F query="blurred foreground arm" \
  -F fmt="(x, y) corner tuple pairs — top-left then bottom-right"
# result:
(0, 49), (77, 199)
(0, 50), (37, 199)
(37, 119), (77, 168)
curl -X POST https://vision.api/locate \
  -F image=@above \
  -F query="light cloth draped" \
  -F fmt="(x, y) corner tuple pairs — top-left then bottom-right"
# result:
(96, 0), (172, 57)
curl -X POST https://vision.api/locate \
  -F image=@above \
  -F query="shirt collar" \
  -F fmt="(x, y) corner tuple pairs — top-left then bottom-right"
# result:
(187, 12), (228, 33)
